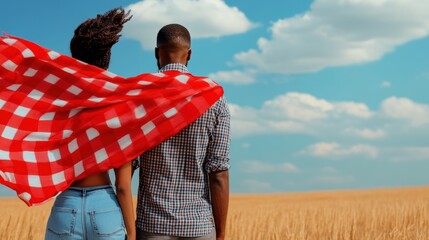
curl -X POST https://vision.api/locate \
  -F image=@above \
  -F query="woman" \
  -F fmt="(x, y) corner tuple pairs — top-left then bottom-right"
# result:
(44, 8), (135, 240)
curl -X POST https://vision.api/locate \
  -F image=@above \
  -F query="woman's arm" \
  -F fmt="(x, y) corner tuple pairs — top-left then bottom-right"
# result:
(114, 162), (136, 240)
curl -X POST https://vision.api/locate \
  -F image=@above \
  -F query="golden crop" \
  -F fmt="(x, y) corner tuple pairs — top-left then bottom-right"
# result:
(0, 186), (428, 240)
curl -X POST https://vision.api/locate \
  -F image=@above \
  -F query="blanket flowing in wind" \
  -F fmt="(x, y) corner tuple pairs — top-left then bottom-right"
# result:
(0, 35), (223, 206)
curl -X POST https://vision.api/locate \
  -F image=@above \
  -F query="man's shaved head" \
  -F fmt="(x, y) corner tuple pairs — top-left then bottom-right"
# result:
(155, 23), (192, 69)
(156, 23), (191, 49)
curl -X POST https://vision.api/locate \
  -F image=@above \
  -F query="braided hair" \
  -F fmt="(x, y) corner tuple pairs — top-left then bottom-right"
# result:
(70, 8), (132, 70)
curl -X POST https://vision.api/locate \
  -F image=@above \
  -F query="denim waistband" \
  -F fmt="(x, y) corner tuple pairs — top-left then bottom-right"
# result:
(67, 185), (113, 193)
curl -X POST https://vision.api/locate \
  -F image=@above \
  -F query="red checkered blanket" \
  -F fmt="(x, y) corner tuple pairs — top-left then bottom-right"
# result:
(0, 35), (223, 206)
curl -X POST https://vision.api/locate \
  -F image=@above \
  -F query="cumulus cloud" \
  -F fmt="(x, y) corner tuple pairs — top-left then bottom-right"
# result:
(230, 91), (429, 143)
(241, 179), (273, 192)
(381, 97), (429, 126)
(229, 102), (308, 138)
(300, 142), (379, 158)
(334, 102), (373, 118)
(209, 69), (256, 85)
(381, 81), (391, 88)
(243, 160), (299, 173)
(229, 92), (429, 169)
(388, 146), (429, 161)
(405, 147), (429, 159)
(233, 0), (429, 73)
(344, 128), (385, 140)
(314, 175), (356, 184)
(123, 0), (255, 50)
(263, 93), (373, 120)
(241, 143), (251, 149)
(263, 93), (334, 121)
(230, 92), (374, 138)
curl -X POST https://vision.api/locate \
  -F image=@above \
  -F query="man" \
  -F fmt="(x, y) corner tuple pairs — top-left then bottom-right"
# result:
(136, 23), (231, 240)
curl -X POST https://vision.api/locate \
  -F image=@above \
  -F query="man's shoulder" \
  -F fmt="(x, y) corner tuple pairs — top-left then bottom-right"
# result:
(201, 96), (229, 120)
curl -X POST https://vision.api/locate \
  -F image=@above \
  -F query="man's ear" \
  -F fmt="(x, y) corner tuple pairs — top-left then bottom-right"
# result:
(187, 49), (192, 61)
(155, 47), (159, 59)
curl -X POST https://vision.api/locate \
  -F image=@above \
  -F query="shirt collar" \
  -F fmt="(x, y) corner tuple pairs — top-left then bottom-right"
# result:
(159, 63), (189, 73)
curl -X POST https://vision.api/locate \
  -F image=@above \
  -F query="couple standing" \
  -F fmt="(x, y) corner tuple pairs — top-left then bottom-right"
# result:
(44, 7), (230, 240)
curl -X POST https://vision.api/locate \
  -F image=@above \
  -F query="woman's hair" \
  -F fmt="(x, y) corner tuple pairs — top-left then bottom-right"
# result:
(70, 8), (132, 70)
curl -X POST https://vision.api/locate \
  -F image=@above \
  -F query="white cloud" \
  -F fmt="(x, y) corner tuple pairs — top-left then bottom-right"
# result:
(229, 103), (308, 138)
(301, 142), (379, 158)
(314, 175), (356, 184)
(209, 70), (256, 85)
(230, 92), (429, 143)
(381, 97), (429, 126)
(234, 0), (429, 73)
(263, 93), (334, 121)
(241, 143), (251, 149)
(334, 102), (373, 118)
(263, 93), (373, 121)
(124, 0), (255, 50)
(388, 146), (429, 161)
(242, 179), (273, 192)
(404, 147), (429, 160)
(243, 160), (299, 173)
(344, 128), (385, 139)
(381, 81), (391, 88)
(230, 92), (374, 138)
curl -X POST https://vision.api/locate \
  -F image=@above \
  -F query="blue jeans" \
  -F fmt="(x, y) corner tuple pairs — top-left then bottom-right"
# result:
(45, 185), (126, 240)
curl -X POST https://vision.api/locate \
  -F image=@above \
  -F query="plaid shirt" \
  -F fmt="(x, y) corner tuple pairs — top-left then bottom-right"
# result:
(136, 63), (231, 237)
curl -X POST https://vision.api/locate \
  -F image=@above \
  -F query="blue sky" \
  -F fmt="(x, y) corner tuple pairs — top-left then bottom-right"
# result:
(1, 0), (429, 196)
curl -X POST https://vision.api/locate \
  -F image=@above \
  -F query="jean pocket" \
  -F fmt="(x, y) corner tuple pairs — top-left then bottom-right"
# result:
(46, 207), (77, 237)
(89, 208), (125, 238)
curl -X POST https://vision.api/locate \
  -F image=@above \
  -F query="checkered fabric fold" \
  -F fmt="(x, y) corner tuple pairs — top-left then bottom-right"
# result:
(0, 35), (223, 206)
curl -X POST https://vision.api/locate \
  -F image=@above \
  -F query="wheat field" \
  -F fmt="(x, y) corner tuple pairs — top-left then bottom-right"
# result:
(0, 186), (428, 240)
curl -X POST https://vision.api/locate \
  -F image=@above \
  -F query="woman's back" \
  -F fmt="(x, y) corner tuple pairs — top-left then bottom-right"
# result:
(71, 172), (111, 187)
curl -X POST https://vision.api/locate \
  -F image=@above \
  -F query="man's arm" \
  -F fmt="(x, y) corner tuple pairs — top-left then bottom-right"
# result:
(206, 97), (231, 239)
(209, 170), (229, 240)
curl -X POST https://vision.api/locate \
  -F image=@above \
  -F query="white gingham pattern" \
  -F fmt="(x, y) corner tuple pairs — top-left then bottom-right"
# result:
(0, 35), (223, 206)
